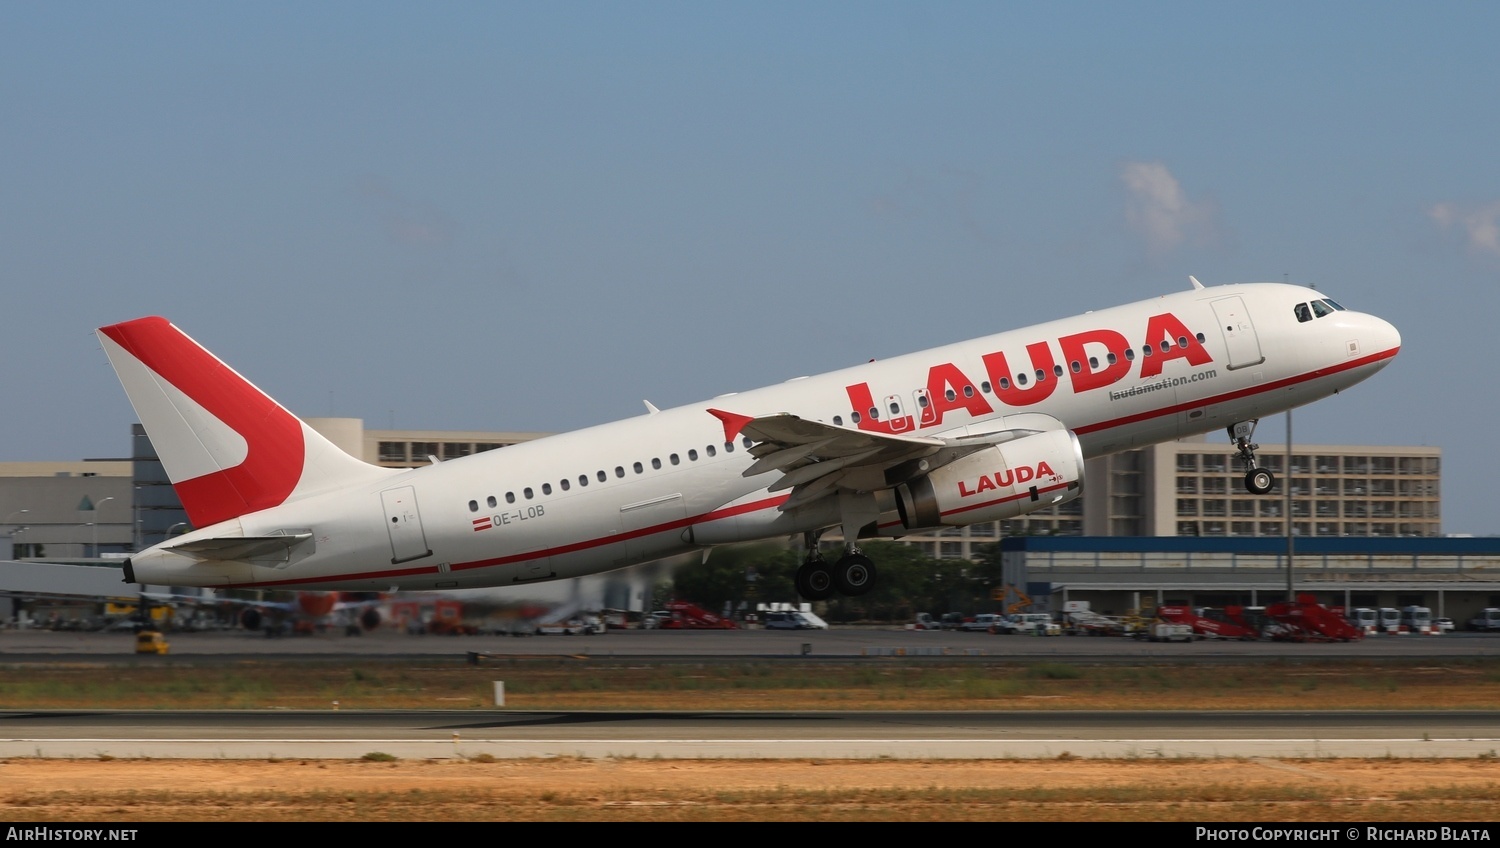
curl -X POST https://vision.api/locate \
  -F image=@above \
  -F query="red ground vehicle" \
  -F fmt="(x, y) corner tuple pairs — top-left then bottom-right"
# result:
(1155, 605), (1257, 640)
(1264, 594), (1364, 642)
(656, 601), (738, 629)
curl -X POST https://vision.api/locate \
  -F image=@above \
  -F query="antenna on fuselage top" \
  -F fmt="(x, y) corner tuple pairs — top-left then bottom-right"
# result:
(1188, 276), (1205, 290)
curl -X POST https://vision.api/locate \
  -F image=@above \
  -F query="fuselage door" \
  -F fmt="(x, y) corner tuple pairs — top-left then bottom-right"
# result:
(1211, 296), (1265, 370)
(381, 486), (433, 564)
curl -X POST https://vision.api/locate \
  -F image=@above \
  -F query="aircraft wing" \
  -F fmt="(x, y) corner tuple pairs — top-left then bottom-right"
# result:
(707, 408), (1061, 511)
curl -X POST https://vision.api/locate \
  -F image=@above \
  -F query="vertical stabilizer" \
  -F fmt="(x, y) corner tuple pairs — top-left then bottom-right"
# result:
(97, 317), (392, 528)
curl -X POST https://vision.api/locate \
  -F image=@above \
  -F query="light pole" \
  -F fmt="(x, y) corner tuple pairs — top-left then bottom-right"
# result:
(92, 497), (116, 558)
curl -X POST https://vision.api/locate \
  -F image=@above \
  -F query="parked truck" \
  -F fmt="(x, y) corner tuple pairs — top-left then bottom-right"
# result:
(1400, 605), (1436, 635)
(1470, 608), (1500, 632)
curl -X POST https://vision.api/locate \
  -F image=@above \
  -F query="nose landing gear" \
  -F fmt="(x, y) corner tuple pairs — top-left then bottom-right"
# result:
(1230, 421), (1276, 495)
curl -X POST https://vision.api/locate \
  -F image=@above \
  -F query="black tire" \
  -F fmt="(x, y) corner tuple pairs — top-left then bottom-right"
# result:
(795, 560), (835, 601)
(1245, 467), (1275, 495)
(833, 553), (877, 596)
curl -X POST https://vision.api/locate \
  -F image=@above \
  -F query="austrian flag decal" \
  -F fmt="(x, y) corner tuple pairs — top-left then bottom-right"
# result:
(472, 516), (494, 532)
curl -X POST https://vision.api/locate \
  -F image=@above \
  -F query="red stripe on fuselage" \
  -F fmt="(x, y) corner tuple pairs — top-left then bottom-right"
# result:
(100, 318), (306, 527)
(1073, 346), (1399, 437)
(218, 494), (791, 589)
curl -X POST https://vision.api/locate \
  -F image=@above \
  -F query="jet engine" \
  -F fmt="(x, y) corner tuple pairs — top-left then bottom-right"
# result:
(894, 429), (1084, 529)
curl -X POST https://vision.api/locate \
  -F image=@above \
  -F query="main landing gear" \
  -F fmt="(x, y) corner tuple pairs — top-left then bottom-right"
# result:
(795, 531), (878, 602)
(1230, 420), (1275, 495)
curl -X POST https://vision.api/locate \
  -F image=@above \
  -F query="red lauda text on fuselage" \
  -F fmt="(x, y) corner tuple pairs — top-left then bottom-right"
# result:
(845, 311), (1211, 434)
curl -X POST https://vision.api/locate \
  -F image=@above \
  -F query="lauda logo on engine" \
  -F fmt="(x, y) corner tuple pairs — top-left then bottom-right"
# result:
(957, 462), (1062, 498)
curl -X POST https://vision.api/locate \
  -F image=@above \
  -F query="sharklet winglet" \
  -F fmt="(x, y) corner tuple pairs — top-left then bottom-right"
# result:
(706, 408), (755, 442)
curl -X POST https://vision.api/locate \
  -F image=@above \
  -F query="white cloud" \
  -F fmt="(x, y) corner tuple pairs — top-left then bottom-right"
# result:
(1120, 161), (1217, 257)
(1429, 201), (1500, 256)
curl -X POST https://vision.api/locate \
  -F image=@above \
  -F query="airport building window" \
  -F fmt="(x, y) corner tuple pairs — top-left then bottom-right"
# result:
(379, 442), (408, 462)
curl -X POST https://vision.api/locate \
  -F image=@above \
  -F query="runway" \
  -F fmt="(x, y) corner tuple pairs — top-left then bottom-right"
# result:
(4, 708), (1498, 760)
(5, 628), (1498, 760)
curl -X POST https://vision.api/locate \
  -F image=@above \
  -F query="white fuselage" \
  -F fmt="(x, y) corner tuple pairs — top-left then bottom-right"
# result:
(129, 283), (1399, 591)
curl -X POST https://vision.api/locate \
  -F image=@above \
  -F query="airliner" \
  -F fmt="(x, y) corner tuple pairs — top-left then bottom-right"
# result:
(98, 278), (1399, 602)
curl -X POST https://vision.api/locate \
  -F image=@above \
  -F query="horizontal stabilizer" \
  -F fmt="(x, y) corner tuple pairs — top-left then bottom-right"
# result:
(165, 533), (313, 563)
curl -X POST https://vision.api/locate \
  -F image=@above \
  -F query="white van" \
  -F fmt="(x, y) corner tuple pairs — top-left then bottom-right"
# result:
(763, 611), (823, 630)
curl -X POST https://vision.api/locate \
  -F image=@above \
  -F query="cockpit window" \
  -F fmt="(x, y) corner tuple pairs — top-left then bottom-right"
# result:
(1320, 298), (1345, 311)
(1294, 303), (1312, 323)
(1311, 300), (1334, 318)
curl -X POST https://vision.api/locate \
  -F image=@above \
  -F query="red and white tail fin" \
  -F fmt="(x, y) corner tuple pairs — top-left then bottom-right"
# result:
(97, 317), (392, 529)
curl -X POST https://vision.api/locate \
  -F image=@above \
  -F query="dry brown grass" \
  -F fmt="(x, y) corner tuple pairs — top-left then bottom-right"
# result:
(3, 758), (1499, 821)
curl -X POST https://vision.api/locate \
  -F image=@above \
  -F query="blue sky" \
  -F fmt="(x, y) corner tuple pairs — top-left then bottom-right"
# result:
(3, 2), (1495, 531)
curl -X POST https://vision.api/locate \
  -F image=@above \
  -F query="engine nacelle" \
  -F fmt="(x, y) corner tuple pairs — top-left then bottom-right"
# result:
(894, 429), (1084, 529)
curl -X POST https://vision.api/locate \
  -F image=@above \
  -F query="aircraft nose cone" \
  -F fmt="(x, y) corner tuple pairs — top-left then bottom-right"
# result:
(1371, 314), (1401, 357)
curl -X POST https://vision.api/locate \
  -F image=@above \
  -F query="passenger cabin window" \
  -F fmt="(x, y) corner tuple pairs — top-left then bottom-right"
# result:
(523, 487), (534, 499)
(506, 492), (516, 504)
(468, 500), (478, 512)
(487, 496), (497, 508)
